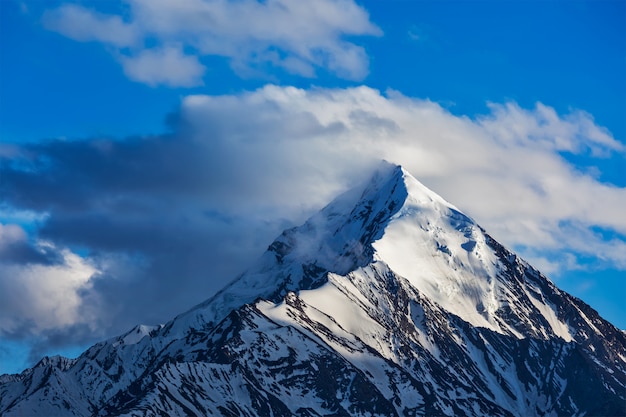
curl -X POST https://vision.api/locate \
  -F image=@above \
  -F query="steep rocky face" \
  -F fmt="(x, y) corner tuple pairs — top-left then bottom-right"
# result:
(2, 163), (625, 417)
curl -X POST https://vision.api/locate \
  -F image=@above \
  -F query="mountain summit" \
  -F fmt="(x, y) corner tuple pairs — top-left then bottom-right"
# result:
(2, 163), (625, 416)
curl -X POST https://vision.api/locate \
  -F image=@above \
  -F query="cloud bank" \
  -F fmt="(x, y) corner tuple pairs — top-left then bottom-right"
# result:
(43, 0), (382, 86)
(1, 85), (624, 363)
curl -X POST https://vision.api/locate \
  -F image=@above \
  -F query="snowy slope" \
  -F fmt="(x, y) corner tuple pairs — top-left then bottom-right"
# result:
(1, 162), (625, 417)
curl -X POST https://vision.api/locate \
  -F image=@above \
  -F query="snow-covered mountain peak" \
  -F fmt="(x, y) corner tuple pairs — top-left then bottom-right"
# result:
(165, 162), (441, 334)
(293, 161), (506, 336)
(368, 168), (505, 334)
(113, 324), (163, 347)
(2, 161), (625, 417)
(319, 162), (458, 224)
(166, 162), (573, 341)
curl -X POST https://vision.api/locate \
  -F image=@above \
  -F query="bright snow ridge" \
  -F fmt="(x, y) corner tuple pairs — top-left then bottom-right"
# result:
(163, 162), (574, 342)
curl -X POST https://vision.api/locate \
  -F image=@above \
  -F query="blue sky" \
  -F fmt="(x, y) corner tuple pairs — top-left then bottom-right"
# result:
(0, 0), (624, 375)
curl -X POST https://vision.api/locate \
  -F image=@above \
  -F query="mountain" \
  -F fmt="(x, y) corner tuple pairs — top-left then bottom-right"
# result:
(1, 162), (625, 416)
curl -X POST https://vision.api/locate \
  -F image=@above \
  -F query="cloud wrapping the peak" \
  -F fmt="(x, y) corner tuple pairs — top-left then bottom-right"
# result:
(43, 0), (382, 86)
(1, 85), (624, 363)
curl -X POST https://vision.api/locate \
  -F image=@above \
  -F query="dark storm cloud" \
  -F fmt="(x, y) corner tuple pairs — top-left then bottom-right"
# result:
(0, 95), (349, 215)
(0, 104), (327, 357)
(23, 323), (101, 366)
(0, 135), (208, 211)
(0, 237), (61, 266)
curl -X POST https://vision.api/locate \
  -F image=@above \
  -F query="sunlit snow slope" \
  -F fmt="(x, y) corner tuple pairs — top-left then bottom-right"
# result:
(1, 162), (625, 417)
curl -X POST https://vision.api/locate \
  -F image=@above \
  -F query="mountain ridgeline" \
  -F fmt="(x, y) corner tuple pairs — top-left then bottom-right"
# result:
(1, 163), (625, 416)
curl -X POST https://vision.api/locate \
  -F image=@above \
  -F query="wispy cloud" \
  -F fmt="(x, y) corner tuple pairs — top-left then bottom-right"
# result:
(118, 45), (205, 87)
(42, 0), (382, 86)
(407, 25), (426, 42)
(1, 85), (624, 362)
(43, 4), (140, 47)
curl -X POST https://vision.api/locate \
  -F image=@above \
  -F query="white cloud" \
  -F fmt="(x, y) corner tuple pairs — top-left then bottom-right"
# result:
(120, 45), (205, 87)
(179, 85), (626, 272)
(43, 4), (139, 48)
(43, 0), (381, 86)
(479, 102), (624, 155)
(0, 231), (99, 335)
(0, 224), (27, 248)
